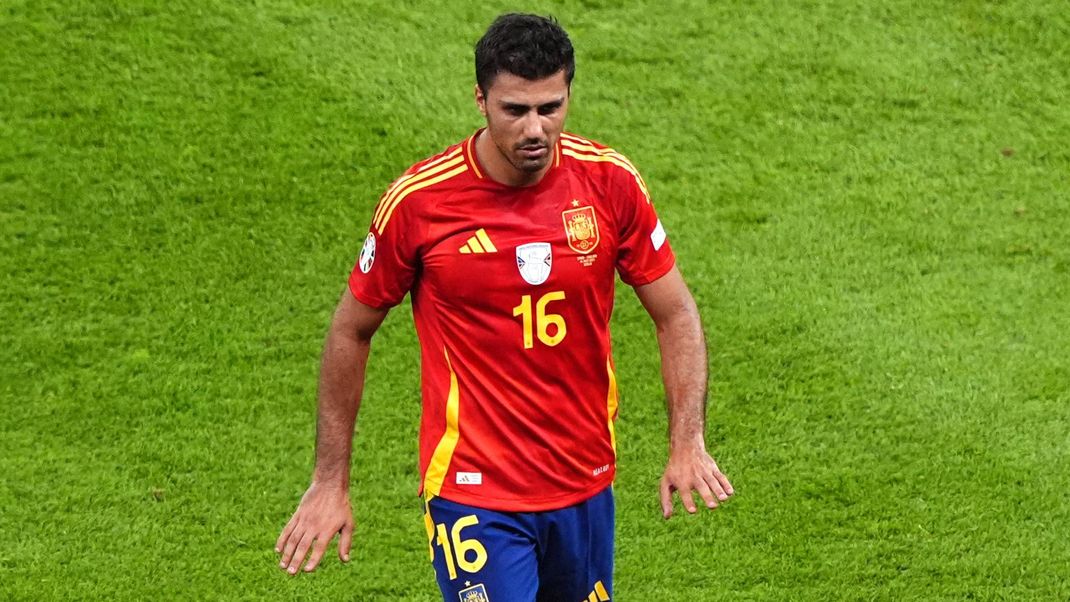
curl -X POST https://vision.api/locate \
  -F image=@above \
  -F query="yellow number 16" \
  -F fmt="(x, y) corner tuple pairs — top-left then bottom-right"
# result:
(512, 291), (567, 349)
(433, 515), (488, 580)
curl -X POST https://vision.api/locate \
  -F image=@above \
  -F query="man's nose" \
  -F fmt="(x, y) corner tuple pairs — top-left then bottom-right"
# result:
(522, 111), (543, 140)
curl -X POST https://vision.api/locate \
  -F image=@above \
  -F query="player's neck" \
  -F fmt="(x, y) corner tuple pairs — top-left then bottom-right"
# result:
(475, 129), (551, 188)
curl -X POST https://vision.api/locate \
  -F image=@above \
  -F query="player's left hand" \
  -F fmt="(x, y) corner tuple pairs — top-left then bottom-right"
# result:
(659, 445), (733, 518)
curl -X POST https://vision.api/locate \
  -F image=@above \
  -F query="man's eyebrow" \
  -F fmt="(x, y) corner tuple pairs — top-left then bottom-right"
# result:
(499, 98), (565, 110)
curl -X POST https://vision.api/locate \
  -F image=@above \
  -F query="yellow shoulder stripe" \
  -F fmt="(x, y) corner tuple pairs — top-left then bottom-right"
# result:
(562, 148), (651, 202)
(559, 137), (650, 199)
(375, 160), (467, 233)
(373, 147), (463, 226)
(559, 138), (645, 178)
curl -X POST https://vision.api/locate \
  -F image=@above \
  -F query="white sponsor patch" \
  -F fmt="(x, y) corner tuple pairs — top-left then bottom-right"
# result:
(516, 242), (552, 285)
(358, 232), (376, 273)
(650, 219), (666, 251)
(456, 472), (482, 485)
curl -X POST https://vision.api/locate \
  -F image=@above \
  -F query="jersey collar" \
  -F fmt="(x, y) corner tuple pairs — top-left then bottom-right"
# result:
(464, 128), (563, 184)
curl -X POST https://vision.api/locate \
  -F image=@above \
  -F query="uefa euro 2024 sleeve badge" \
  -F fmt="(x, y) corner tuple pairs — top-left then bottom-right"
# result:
(516, 242), (552, 285)
(562, 204), (599, 254)
(358, 232), (376, 273)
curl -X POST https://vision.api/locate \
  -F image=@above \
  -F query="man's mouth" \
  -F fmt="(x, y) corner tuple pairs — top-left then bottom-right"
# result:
(518, 145), (548, 159)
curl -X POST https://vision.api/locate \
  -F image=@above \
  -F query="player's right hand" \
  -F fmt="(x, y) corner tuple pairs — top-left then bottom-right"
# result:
(275, 482), (354, 575)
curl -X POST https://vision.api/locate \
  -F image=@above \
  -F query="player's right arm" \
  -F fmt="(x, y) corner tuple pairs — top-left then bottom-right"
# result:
(276, 150), (429, 574)
(275, 291), (389, 575)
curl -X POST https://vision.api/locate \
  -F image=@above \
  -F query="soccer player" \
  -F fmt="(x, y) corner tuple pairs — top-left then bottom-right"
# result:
(276, 13), (733, 600)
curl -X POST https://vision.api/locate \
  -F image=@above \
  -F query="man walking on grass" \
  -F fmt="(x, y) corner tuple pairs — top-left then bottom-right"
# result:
(276, 13), (733, 600)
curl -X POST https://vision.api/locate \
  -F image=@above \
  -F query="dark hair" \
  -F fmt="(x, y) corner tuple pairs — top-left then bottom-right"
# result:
(475, 13), (575, 92)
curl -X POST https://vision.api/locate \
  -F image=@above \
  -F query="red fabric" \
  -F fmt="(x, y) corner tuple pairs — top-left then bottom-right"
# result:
(349, 130), (675, 511)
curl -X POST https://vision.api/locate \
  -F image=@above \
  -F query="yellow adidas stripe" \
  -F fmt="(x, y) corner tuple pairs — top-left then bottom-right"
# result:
(374, 155), (465, 230)
(561, 149), (651, 202)
(374, 148), (463, 225)
(559, 138), (650, 195)
(423, 348), (460, 496)
(377, 163), (467, 233)
(560, 135), (649, 191)
(373, 150), (464, 227)
(560, 136), (650, 195)
(467, 236), (485, 253)
(474, 228), (496, 252)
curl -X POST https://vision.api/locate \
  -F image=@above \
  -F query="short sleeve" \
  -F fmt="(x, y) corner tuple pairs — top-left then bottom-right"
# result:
(613, 169), (675, 286)
(348, 192), (421, 309)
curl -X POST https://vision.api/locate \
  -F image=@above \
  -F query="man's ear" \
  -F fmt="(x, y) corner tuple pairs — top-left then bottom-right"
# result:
(474, 83), (487, 117)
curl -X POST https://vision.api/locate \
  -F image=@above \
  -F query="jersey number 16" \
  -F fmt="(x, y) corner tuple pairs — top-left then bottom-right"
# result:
(512, 291), (567, 349)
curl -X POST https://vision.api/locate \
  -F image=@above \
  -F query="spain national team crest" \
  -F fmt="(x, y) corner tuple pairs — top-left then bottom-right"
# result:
(562, 204), (600, 254)
(516, 242), (552, 285)
(458, 583), (490, 602)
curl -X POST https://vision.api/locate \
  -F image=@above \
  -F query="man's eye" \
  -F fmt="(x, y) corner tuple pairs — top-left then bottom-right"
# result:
(508, 107), (527, 116)
(538, 105), (559, 115)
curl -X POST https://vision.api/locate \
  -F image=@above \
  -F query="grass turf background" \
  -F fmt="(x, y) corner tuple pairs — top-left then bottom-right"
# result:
(2, 0), (1068, 599)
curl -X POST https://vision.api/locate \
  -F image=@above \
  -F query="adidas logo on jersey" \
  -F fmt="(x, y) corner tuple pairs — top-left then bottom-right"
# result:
(459, 228), (497, 254)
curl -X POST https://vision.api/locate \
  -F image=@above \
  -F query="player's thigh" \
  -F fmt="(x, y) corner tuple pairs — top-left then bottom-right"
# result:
(426, 496), (538, 602)
(535, 486), (615, 602)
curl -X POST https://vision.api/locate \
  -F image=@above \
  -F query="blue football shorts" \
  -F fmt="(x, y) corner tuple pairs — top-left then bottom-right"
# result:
(423, 486), (614, 602)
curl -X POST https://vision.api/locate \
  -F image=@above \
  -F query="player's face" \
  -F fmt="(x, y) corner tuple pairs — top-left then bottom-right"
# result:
(475, 70), (570, 184)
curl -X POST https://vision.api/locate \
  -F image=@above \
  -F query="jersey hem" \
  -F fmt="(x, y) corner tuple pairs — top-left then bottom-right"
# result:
(424, 469), (616, 512)
(348, 278), (398, 309)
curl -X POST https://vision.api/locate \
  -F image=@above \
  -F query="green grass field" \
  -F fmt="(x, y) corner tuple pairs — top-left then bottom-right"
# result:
(3, 1), (1068, 599)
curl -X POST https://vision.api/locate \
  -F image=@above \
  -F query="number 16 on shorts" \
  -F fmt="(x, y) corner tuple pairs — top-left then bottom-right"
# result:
(430, 514), (488, 580)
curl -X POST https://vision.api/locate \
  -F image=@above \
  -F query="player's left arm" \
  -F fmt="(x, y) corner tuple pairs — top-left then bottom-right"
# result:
(634, 266), (734, 518)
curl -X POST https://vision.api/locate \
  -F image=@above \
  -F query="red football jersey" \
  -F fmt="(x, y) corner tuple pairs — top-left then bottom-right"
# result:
(349, 130), (675, 511)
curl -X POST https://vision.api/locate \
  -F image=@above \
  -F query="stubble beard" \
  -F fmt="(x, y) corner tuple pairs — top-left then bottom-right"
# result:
(494, 138), (548, 174)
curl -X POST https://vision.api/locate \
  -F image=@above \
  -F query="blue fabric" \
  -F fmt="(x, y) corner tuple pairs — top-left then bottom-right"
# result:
(425, 487), (614, 602)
